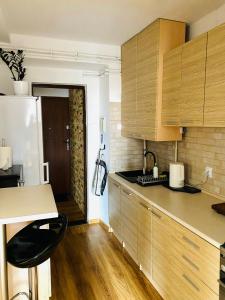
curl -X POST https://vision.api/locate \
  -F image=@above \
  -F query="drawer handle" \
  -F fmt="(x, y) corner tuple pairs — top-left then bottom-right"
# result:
(182, 255), (199, 271)
(182, 274), (200, 292)
(112, 182), (120, 188)
(151, 210), (161, 219)
(182, 236), (200, 250)
(122, 189), (133, 196)
(139, 202), (151, 210)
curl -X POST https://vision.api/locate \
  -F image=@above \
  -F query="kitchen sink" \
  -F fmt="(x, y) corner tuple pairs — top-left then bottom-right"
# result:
(115, 169), (152, 183)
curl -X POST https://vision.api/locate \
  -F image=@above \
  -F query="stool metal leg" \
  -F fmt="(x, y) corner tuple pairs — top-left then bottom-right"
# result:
(28, 267), (39, 300)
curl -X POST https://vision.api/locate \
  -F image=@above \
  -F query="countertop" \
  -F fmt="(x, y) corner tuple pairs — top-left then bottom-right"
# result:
(0, 184), (58, 224)
(110, 173), (225, 249)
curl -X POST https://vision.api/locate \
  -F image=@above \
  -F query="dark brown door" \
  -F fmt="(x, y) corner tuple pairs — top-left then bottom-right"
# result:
(42, 97), (70, 201)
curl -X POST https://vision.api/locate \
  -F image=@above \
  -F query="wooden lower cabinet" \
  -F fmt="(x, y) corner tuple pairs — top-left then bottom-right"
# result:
(152, 207), (174, 299)
(120, 187), (138, 263)
(108, 179), (219, 300)
(137, 197), (152, 279)
(108, 178), (121, 241)
(151, 207), (219, 300)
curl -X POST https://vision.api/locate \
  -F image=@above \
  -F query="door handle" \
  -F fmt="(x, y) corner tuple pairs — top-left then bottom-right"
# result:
(64, 139), (70, 151)
(42, 162), (49, 184)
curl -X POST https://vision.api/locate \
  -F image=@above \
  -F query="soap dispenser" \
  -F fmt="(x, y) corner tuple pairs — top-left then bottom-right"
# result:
(153, 163), (158, 179)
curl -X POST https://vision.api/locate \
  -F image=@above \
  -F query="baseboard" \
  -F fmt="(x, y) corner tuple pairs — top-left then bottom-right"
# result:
(87, 218), (110, 231)
(88, 219), (100, 224)
(99, 219), (110, 231)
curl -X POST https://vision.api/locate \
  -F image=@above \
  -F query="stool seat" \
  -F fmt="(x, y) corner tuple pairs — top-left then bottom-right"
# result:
(7, 214), (67, 269)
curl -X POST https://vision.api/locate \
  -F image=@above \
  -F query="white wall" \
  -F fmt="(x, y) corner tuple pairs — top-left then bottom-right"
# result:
(109, 73), (121, 102)
(99, 74), (110, 224)
(190, 3), (225, 39)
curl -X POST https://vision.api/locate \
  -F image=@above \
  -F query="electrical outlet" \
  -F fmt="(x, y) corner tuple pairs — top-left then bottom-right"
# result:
(205, 167), (213, 178)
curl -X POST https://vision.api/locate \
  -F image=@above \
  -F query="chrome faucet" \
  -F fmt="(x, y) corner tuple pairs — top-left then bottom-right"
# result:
(144, 150), (156, 165)
(143, 149), (156, 175)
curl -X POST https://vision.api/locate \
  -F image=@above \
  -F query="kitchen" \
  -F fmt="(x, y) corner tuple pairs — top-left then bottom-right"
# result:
(1, 1), (225, 300)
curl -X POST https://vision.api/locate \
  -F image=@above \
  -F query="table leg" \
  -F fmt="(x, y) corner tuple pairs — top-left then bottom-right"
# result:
(0, 224), (8, 300)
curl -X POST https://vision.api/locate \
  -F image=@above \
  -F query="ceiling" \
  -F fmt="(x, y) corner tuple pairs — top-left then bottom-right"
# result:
(0, 0), (225, 45)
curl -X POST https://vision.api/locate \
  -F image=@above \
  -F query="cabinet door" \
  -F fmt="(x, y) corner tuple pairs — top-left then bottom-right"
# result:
(205, 23), (225, 126)
(108, 179), (121, 241)
(152, 208), (174, 299)
(121, 36), (137, 137)
(137, 198), (152, 280)
(162, 46), (182, 126)
(136, 20), (159, 140)
(120, 187), (138, 263)
(180, 34), (207, 126)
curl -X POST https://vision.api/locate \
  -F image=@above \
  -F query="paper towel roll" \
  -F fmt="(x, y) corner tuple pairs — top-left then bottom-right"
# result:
(0, 147), (12, 170)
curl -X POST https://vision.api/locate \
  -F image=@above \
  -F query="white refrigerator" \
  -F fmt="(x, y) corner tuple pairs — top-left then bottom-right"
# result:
(0, 96), (49, 186)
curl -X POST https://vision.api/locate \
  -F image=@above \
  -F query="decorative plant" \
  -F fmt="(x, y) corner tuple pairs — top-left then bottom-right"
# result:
(0, 48), (26, 81)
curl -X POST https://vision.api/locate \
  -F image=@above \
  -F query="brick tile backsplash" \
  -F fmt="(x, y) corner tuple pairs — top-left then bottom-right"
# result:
(148, 127), (225, 198)
(109, 102), (143, 172)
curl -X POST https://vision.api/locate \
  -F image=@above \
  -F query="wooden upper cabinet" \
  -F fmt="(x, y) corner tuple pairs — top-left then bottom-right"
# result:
(121, 19), (186, 141)
(179, 34), (207, 127)
(136, 21), (159, 140)
(121, 36), (137, 137)
(162, 46), (182, 126)
(205, 23), (225, 127)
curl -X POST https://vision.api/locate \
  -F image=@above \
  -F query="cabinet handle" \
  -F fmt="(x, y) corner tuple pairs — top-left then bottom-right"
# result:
(182, 274), (200, 292)
(139, 202), (151, 210)
(182, 255), (199, 271)
(122, 189), (133, 196)
(112, 182), (120, 188)
(182, 236), (200, 250)
(151, 210), (161, 219)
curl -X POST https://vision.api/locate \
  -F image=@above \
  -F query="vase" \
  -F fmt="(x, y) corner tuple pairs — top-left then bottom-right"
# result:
(13, 81), (29, 96)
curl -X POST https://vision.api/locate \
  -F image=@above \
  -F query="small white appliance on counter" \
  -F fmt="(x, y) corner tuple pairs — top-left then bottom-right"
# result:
(0, 145), (12, 170)
(0, 96), (49, 186)
(169, 162), (184, 188)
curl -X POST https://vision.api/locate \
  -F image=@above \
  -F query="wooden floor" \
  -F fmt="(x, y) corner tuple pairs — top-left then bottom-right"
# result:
(56, 200), (85, 224)
(51, 224), (163, 300)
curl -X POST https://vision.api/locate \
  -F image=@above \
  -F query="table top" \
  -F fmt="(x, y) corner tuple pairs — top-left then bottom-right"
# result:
(0, 184), (58, 224)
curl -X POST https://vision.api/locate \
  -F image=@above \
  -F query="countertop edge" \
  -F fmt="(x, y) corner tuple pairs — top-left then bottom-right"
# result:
(0, 212), (59, 225)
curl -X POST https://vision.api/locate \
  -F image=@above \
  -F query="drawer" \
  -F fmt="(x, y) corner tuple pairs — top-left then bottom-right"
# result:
(172, 220), (220, 294)
(170, 258), (218, 300)
(152, 206), (220, 294)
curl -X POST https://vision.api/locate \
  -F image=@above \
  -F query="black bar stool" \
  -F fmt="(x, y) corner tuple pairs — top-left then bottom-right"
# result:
(7, 214), (68, 300)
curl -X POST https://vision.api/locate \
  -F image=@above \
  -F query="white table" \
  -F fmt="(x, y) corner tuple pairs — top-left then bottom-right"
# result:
(0, 184), (58, 300)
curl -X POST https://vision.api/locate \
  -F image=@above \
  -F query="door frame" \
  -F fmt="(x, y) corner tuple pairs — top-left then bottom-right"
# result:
(32, 83), (88, 222)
